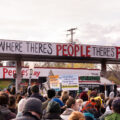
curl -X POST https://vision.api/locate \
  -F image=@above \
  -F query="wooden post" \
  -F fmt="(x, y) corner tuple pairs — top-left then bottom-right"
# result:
(101, 60), (107, 77)
(16, 59), (22, 93)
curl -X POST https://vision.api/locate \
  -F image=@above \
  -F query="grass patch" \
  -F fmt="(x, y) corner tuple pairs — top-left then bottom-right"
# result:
(0, 80), (12, 90)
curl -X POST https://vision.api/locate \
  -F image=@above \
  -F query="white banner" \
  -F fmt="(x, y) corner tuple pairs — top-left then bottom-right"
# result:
(0, 67), (100, 79)
(60, 74), (79, 91)
(0, 39), (120, 59)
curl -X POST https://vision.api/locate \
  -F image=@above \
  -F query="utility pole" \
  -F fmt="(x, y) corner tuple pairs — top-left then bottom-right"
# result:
(67, 28), (77, 68)
(67, 28), (77, 43)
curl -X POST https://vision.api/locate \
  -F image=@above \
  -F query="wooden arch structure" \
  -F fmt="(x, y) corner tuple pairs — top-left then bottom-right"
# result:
(0, 39), (120, 92)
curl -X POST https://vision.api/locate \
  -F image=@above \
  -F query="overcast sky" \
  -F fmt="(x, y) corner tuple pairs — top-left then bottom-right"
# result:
(0, 0), (120, 46)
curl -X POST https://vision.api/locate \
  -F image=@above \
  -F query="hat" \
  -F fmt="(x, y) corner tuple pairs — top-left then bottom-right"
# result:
(46, 101), (61, 113)
(112, 97), (120, 113)
(18, 98), (27, 113)
(80, 92), (88, 101)
(84, 88), (89, 92)
(23, 98), (42, 114)
(90, 91), (97, 98)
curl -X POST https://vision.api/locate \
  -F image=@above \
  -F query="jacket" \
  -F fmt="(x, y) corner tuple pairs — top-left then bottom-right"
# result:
(105, 113), (120, 120)
(60, 108), (74, 120)
(99, 110), (113, 120)
(84, 112), (96, 120)
(0, 105), (16, 120)
(30, 93), (45, 102)
(13, 112), (40, 120)
(43, 113), (62, 120)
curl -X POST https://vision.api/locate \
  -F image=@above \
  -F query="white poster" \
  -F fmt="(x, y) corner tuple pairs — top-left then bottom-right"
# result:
(60, 74), (79, 91)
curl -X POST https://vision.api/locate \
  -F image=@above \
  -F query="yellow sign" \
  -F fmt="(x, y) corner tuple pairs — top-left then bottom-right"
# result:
(49, 75), (60, 91)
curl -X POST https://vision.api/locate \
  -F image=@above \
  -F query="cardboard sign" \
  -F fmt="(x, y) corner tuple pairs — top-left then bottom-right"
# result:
(60, 74), (79, 91)
(49, 75), (60, 91)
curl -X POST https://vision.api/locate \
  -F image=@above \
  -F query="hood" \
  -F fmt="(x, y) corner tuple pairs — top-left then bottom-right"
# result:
(0, 105), (11, 115)
(105, 113), (120, 120)
(62, 108), (74, 115)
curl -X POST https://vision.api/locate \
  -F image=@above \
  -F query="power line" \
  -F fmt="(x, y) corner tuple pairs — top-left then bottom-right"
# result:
(67, 28), (77, 43)
(67, 28), (77, 68)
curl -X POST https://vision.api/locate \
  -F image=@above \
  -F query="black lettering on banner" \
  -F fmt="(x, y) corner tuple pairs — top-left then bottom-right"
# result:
(100, 48), (104, 56)
(111, 48), (115, 57)
(35, 43), (38, 53)
(103, 48), (107, 56)
(106, 48), (110, 56)
(26, 42), (30, 52)
(47, 43), (52, 54)
(39, 43), (43, 53)
(0, 41), (23, 53)
(0, 41), (5, 51)
(19, 42), (23, 52)
(11, 42), (23, 52)
(92, 47), (114, 57)
(15, 42), (19, 52)
(31, 43), (35, 53)
(43, 43), (47, 53)
(96, 47), (100, 56)
(92, 47), (96, 56)
(6, 42), (11, 51)
(11, 42), (15, 52)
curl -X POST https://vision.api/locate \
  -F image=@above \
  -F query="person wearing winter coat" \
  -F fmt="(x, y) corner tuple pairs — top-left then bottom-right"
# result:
(105, 97), (120, 120)
(43, 100), (62, 120)
(30, 85), (45, 102)
(0, 92), (16, 120)
(99, 99), (113, 120)
(81, 99), (97, 120)
(13, 98), (42, 120)
(61, 97), (77, 120)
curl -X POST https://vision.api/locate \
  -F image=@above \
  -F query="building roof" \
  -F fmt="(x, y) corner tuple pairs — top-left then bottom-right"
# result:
(100, 77), (115, 85)
(79, 77), (115, 85)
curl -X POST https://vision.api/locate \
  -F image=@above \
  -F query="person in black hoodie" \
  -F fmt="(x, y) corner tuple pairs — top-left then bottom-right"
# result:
(8, 95), (17, 114)
(30, 85), (45, 102)
(43, 100), (62, 120)
(0, 92), (16, 120)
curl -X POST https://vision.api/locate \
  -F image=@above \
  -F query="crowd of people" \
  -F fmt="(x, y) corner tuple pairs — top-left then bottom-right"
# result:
(0, 85), (120, 120)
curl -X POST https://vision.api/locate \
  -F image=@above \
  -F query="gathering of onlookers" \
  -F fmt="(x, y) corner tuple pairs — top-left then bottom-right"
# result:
(0, 85), (120, 120)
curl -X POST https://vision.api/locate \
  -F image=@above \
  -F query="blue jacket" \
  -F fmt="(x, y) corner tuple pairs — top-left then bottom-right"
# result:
(84, 112), (96, 120)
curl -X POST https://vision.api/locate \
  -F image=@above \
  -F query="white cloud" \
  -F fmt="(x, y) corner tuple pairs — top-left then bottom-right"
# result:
(75, 23), (120, 46)
(0, 0), (120, 45)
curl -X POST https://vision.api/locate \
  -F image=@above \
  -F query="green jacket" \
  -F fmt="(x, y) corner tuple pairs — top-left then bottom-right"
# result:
(105, 113), (120, 120)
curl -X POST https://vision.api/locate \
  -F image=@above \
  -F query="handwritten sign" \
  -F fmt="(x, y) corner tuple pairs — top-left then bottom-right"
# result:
(0, 40), (120, 59)
(60, 74), (79, 91)
(49, 75), (60, 91)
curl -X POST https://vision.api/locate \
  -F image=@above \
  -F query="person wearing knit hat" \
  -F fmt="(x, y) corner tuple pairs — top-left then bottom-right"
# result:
(43, 100), (62, 120)
(13, 98), (42, 120)
(79, 91), (88, 101)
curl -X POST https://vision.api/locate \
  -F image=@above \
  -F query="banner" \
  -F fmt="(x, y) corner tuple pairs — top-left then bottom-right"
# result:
(0, 67), (100, 80)
(0, 39), (120, 59)
(60, 74), (79, 91)
(49, 75), (60, 91)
